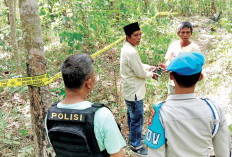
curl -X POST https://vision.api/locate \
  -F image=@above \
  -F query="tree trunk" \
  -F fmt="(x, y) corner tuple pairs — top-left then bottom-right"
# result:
(18, 0), (51, 156)
(186, 0), (189, 17)
(220, 0), (223, 12)
(4, 0), (10, 24)
(8, 0), (22, 74)
(144, 0), (148, 9)
(158, 0), (162, 24)
(168, 0), (174, 11)
(211, 0), (217, 15)
(226, 0), (230, 18)
(109, 0), (114, 10)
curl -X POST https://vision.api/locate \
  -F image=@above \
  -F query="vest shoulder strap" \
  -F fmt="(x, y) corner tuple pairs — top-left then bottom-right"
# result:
(145, 101), (166, 149)
(201, 98), (220, 137)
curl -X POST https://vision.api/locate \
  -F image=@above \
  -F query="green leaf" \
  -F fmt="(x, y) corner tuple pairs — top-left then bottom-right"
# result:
(6, 131), (12, 139)
(59, 89), (66, 96)
(7, 46), (13, 51)
(19, 129), (27, 137)
(73, 33), (83, 42)
(120, 3), (124, 9)
(40, 9), (46, 16)
(13, 141), (20, 145)
(229, 125), (232, 134)
(11, 86), (21, 93)
(19, 86), (28, 94)
(71, 16), (76, 21)
(62, 16), (70, 24)
(68, 40), (74, 47)
(65, 16), (70, 22)
(79, 25), (85, 31)
(68, 49), (73, 54)
(90, 23), (97, 31)
(3, 139), (12, 144)
(74, 43), (81, 50)
(46, 14), (51, 18)
(59, 31), (69, 43)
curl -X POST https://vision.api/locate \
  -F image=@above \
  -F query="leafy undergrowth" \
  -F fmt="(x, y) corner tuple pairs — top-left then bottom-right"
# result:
(1, 16), (232, 156)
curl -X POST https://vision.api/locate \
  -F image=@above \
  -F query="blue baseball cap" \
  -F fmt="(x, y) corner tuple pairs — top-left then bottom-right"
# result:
(166, 52), (205, 76)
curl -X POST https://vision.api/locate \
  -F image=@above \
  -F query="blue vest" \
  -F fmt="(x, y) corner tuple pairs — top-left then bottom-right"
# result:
(145, 102), (165, 149)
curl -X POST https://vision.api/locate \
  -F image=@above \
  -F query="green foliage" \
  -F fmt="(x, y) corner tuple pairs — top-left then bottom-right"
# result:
(59, 31), (83, 54)
(1, 0), (232, 156)
(19, 129), (27, 138)
(219, 18), (232, 33)
(229, 125), (232, 135)
(59, 88), (66, 99)
(18, 146), (34, 157)
(10, 86), (28, 94)
(0, 103), (34, 156)
(138, 18), (174, 65)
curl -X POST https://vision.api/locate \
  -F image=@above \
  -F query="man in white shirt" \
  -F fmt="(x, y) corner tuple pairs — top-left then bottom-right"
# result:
(160, 21), (200, 94)
(120, 22), (159, 156)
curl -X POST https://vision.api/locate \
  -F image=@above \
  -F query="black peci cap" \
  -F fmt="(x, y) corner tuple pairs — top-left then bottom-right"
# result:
(123, 22), (140, 36)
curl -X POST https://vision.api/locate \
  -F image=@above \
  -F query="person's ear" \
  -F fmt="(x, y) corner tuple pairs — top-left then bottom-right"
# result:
(170, 72), (174, 80)
(85, 77), (94, 89)
(85, 72), (95, 89)
(198, 73), (204, 82)
(85, 78), (91, 89)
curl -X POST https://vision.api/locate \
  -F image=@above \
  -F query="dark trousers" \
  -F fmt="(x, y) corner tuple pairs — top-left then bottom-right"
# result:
(125, 97), (144, 147)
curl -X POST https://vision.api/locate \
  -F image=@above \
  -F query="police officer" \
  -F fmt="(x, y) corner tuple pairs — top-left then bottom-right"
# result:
(45, 54), (126, 157)
(145, 52), (231, 156)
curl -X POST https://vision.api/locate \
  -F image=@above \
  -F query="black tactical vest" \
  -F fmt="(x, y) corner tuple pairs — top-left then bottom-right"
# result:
(46, 102), (109, 157)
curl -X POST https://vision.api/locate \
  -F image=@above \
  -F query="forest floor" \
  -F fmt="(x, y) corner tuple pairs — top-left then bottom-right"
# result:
(0, 16), (231, 156)
(191, 16), (232, 125)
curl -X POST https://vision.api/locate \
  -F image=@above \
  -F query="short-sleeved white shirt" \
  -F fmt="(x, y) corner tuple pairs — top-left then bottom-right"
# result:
(165, 40), (200, 86)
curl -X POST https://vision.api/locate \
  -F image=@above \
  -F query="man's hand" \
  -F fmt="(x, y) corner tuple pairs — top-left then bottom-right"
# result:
(149, 66), (156, 72)
(159, 63), (167, 70)
(152, 72), (159, 80)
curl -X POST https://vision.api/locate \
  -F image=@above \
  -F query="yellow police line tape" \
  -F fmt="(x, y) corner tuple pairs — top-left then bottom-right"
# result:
(0, 11), (178, 88)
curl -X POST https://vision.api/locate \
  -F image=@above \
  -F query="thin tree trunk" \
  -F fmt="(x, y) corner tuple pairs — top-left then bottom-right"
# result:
(144, 0), (148, 9)
(168, 0), (173, 11)
(8, 0), (22, 74)
(4, 0), (10, 24)
(158, 0), (162, 24)
(186, 0), (189, 16)
(18, 0), (51, 156)
(79, 2), (91, 53)
(211, 0), (217, 15)
(207, 0), (211, 16)
(109, 0), (114, 9)
(220, 0), (223, 12)
(226, 0), (230, 18)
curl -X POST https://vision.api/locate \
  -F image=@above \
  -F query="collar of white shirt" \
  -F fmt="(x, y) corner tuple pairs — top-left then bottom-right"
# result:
(167, 93), (196, 100)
